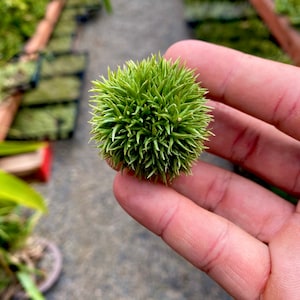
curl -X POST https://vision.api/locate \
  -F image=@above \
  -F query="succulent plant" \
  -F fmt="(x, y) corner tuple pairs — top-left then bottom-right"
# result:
(90, 54), (212, 184)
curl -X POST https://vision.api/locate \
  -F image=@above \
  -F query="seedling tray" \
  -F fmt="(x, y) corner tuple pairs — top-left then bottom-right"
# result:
(250, 0), (300, 65)
(40, 51), (88, 78)
(45, 35), (74, 53)
(7, 102), (79, 141)
(0, 58), (41, 95)
(51, 19), (78, 37)
(65, 0), (102, 9)
(59, 7), (87, 22)
(21, 76), (82, 107)
(184, 1), (256, 28)
(192, 18), (292, 63)
(64, 0), (103, 22)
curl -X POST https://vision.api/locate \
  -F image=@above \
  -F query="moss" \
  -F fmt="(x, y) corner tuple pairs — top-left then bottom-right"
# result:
(195, 18), (269, 42)
(40, 53), (87, 77)
(46, 36), (74, 53)
(8, 103), (77, 140)
(52, 19), (78, 37)
(0, 60), (38, 92)
(194, 18), (292, 63)
(59, 7), (87, 22)
(65, 0), (103, 8)
(21, 76), (81, 106)
(275, 0), (300, 25)
(0, 0), (48, 64)
(184, 1), (256, 24)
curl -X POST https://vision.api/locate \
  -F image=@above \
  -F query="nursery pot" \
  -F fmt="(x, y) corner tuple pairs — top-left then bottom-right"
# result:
(14, 237), (63, 299)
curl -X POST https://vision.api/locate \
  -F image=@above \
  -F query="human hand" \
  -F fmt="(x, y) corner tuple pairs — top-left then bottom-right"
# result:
(113, 40), (300, 299)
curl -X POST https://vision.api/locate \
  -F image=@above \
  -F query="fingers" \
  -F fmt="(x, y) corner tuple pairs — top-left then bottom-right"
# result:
(171, 160), (295, 243)
(208, 100), (300, 196)
(165, 40), (300, 141)
(114, 171), (270, 299)
(263, 210), (300, 298)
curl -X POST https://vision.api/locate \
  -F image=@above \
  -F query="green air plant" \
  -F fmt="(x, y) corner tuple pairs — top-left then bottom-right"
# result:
(90, 54), (212, 184)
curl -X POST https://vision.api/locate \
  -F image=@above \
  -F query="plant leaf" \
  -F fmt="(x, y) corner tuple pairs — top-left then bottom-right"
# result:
(103, 0), (113, 13)
(17, 271), (45, 300)
(0, 171), (47, 213)
(0, 141), (46, 156)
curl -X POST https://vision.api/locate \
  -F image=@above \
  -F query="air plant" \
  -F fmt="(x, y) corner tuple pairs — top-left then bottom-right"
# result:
(90, 54), (212, 184)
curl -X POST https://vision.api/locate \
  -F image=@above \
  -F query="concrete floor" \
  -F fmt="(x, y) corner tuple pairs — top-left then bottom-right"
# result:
(36, 1), (233, 299)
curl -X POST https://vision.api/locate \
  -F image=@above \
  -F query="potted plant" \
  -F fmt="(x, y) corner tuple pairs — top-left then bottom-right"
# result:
(0, 142), (62, 299)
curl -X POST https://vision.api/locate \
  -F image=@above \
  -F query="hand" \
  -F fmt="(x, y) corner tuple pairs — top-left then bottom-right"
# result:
(113, 40), (300, 299)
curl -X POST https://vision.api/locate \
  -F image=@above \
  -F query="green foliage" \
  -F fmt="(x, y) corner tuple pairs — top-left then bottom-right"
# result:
(194, 18), (292, 63)
(0, 0), (48, 64)
(0, 141), (46, 156)
(184, 1), (256, 23)
(0, 170), (47, 213)
(275, 0), (300, 25)
(22, 76), (81, 106)
(0, 171), (47, 299)
(90, 54), (212, 184)
(17, 271), (45, 300)
(0, 59), (38, 102)
(8, 103), (78, 140)
(40, 53), (87, 77)
(103, 0), (113, 13)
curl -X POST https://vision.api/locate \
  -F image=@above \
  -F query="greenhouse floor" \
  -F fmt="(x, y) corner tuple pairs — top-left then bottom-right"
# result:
(35, 0), (233, 299)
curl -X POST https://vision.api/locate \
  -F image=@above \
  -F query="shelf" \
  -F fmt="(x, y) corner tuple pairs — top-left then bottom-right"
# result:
(0, 93), (22, 141)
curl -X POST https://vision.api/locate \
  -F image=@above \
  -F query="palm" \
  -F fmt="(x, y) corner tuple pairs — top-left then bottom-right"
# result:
(113, 40), (300, 299)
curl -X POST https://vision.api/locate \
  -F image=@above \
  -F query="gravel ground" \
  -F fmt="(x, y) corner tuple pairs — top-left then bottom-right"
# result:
(35, 1), (233, 299)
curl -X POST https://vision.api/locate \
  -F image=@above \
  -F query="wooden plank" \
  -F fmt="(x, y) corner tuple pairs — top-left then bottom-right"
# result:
(0, 93), (22, 141)
(24, 0), (66, 54)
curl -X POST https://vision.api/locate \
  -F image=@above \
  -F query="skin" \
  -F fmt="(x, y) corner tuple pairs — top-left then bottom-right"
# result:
(112, 40), (300, 299)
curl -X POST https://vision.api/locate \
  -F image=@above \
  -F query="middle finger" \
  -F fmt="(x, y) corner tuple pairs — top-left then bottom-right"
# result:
(207, 100), (300, 197)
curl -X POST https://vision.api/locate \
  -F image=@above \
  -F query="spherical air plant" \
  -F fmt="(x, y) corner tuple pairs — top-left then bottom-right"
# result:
(90, 54), (213, 184)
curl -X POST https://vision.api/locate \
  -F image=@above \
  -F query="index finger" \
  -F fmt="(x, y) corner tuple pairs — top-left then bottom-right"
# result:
(113, 171), (270, 299)
(165, 40), (300, 141)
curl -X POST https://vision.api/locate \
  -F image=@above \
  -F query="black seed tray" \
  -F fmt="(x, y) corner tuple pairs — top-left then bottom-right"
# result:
(7, 102), (79, 141)
(40, 51), (88, 79)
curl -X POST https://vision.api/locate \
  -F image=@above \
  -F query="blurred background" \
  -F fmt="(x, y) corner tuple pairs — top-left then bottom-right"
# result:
(1, 0), (299, 299)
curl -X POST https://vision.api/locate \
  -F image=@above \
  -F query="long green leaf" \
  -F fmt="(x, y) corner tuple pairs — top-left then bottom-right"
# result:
(0, 141), (46, 156)
(17, 271), (45, 300)
(0, 171), (47, 213)
(103, 0), (113, 13)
